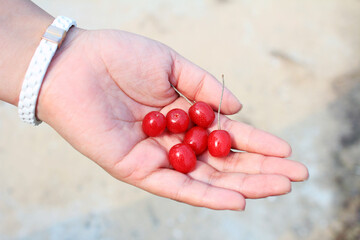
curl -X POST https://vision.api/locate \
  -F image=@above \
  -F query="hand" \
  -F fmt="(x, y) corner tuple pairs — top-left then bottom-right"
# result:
(37, 28), (308, 210)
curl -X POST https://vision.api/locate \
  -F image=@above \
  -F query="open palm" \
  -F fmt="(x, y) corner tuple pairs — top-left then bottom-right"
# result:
(37, 28), (308, 210)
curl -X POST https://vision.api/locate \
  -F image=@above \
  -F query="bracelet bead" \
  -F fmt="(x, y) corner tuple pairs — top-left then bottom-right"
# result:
(18, 16), (76, 125)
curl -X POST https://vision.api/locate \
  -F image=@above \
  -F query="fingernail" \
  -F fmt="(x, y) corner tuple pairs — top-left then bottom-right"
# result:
(233, 98), (243, 113)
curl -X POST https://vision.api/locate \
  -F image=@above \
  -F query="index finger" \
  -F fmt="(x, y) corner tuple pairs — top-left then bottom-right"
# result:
(170, 53), (242, 115)
(141, 168), (246, 211)
(212, 115), (292, 158)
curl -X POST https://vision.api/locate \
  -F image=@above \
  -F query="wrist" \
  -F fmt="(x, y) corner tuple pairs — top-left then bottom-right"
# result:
(17, 17), (78, 125)
(36, 27), (85, 123)
(0, 0), (54, 106)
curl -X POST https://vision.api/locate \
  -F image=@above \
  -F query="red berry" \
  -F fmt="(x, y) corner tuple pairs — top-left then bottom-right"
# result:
(142, 111), (166, 137)
(188, 102), (215, 128)
(183, 127), (208, 155)
(169, 143), (197, 173)
(208, 130), (231, 157)
(166, 108), (190, 133)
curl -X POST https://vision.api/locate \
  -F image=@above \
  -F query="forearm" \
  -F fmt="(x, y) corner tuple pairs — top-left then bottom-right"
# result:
(0, 0), (53, 106)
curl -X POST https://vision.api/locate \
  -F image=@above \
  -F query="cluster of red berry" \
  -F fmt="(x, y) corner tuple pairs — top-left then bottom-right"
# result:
(142, 78), (232, 174)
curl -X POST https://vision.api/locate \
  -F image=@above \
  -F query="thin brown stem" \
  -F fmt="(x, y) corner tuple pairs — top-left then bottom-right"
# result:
(230, 148), (245, 153)
(218, 74), (225, 130)
(170, 83), (194, 105)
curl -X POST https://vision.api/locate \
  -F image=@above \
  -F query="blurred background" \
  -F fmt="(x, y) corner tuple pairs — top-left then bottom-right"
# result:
(1, 0), (359, 239)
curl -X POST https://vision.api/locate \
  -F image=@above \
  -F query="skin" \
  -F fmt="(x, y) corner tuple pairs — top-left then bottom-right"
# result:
(1, 0), (309, 211)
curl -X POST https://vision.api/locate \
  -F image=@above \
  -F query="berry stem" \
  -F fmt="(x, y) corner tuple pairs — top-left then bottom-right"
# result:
(170, 83), (194, 106)
(230, 148), (245, 153)
(218, 75), (246, 154)
(218, 74), (225, 130)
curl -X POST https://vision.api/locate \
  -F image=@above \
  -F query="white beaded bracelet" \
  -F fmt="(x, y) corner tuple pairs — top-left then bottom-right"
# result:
(18, 16), (76, 125)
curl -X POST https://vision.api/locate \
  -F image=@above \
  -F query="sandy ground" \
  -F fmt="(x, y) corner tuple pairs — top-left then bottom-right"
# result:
(1, 0), (359, 239)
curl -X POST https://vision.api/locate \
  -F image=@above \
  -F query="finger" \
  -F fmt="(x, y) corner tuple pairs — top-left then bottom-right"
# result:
(160, 98), (292, 157)
(141, 168), (246, 210)
(200, 152), (309, 182)
(113, 134), (245, 210)
(170, 53), (242, 114)
(189, 161), (291, 199)
(209, 115), (293, 157)
(160, 97), (192, 116)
